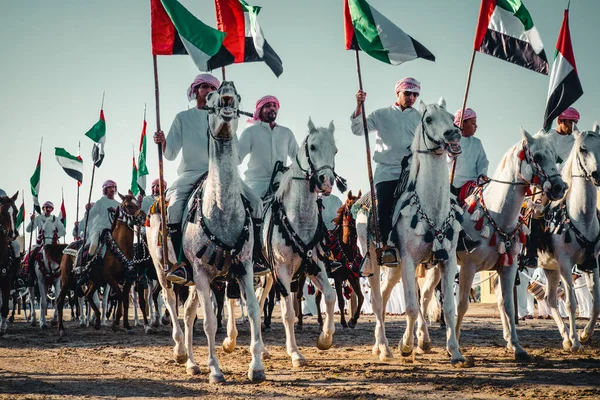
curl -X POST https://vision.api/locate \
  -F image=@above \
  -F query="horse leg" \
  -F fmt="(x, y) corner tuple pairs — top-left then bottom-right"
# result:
(38, 274), (49, 329)
(266, 282), (276, 329)
(278, 268), (306, 367)
(399, 256), (418, 358)
(237, 263), (266, 382)
(130, 284), (139, 327)
(222, 297), (238, 353)
(56, 278), (71, 336)
(101, 284), (110, 326)
(440, 257), (465, 366)
(456, 263), (476, 343)
(85, 282), (101, 330)
(558, 261), (581, 352)
(110, 279), (126, 332)
(369, 260), (392, 360)
(497, 265), (529, 361)
(179, 283), (200, 376)
(28, 275), (37, 327)
(335, 277), (347, 328)
(348, 276), (363, 329)
(310, 263), (336, 351)
(259, 275), (273, 332)
(417, 266), (440, 354)
(137, 282), (153, 333)
(295, 275), (306, 330)
(50, 278), (60, 326)
(158, 277), (186, 364)
(315, 290), (323, 327)
(579, 269), (600, 344)
(381, 267), (401, 323)
(545, 268), (570, 349)
(192, 269), (225, 383)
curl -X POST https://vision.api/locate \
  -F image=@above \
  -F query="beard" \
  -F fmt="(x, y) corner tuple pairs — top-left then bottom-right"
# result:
(262, 110), (277, 123)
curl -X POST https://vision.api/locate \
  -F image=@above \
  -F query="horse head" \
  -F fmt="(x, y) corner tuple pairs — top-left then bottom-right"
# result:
(520, 128), (567, 200)
(336, 189), (361, 245)
(415, 98), (461, 155)
(298, 118), (344, 196)
(0, 192), (19, 241)
(118, 190), (146, 226)
(572, 123), (600, 186)
(206, 81), (241, 142)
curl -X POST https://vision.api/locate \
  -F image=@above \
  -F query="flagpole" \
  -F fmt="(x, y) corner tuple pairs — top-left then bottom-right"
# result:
(354, 50), (382, 252)
(28, 137), (43, 260)
(21, 190), (26, 256)
(75, 141), (81, 238)
(152, 54), (170, 273)
(221, 66), (226, 81)
(450, 49), (477, 186)
(61, 187), (65, 244)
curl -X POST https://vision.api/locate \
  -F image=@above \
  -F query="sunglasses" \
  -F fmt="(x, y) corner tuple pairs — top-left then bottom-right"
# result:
(198, 83), (217, 90)
(403, 91), (419, 97)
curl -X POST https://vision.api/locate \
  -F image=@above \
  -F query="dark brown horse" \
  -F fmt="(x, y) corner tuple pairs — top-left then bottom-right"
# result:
(297, 191), (364, 329)
(57, 192), (145, 335)
(0, 192), (20, 335)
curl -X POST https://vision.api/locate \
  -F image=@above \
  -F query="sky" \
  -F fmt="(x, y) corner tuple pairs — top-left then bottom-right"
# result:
(1, 0), (599, 244)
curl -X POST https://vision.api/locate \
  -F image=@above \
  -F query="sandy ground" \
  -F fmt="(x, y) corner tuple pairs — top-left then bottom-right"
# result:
(1, 303), (599, 400)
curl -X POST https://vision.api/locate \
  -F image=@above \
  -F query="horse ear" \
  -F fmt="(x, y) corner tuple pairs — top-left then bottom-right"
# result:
(438, 96), (446, 109)
(118, 192), (125, 201)
(11, 192), (18, 202)
(328, 120), (335, 134)
(128, 189), (134, 197)
(419, 100), (427, 114)
(308, 117), (316, 133)
(357, 189), (362, 197)
(520, 127), (533, 143)
(347, 190), (353, 199)
(594, 122), (600, 134)
(573, 123), (580, 135)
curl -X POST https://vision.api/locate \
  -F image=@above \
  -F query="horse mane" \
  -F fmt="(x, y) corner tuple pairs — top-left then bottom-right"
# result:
(408, 116), (425, 184)
(332, 203), (345, 226)
(557, 131), (600, 204)
(492, 141), (522, 178)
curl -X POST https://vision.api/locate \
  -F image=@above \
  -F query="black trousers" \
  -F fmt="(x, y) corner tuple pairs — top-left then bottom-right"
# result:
(375, 180), (398, 244)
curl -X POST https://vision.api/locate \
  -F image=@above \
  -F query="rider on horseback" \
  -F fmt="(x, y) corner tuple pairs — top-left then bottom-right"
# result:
(522, 107), (580, 269)
(352, 78), (479, 267)
(153, 73), (263, 286)
(25, 200), (65, 286)
(448, 108), (489, 204)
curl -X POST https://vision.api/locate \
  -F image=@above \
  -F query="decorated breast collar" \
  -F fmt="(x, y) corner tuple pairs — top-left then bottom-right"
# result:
(464, 187), (529, 267)
(398, 182), (463, 262)
(546, 203), (600, 250)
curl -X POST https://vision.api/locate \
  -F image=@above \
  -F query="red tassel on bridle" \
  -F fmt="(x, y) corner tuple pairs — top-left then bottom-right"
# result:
(468, 201), (477, 214)
(489, 232), (497, 246)
(532, 175), (541, 185)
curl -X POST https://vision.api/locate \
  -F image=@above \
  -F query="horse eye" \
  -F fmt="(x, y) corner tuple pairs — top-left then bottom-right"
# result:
(533, 153), (543, 163)
(580, 146), (588, 153)
(425, 116), (432, 124)
(310, 145), (316, 151)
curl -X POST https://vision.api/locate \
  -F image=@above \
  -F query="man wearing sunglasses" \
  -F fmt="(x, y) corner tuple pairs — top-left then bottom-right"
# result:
(351, 77), (422, 267)
(141, 178), (167, 215)
(25, 200), (66, 286)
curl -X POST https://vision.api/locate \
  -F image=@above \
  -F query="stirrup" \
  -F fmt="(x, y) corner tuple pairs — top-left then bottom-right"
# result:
(378, 247), (399, 267)
(166, 263), (195, 286)
(358, 255), (373, 278)
(253, 263), (270, 277)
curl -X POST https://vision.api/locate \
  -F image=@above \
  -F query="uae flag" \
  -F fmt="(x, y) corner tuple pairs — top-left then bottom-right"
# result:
(151, 0), (225, 70)
(474, 0), (548, 74)
(136, 113), (149, 196)
(16, 201), (25, 230)
(85, 110), (106, 168)
(58, 195), (67, 228)
(344, 0), (435, 65)
(55, 147), (83, 186)
(30, 151), (42, 214)
(212, 0), (283, 76)
(543, 9), (583, 130)
(130, 156), (140, 196)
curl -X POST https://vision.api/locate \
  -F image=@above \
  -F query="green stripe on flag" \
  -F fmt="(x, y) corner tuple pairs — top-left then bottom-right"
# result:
(497, 0), (533, 30)
(348, 0), (389, 64)
(16, 202), (25, 230)
(85, 118), (106, 143)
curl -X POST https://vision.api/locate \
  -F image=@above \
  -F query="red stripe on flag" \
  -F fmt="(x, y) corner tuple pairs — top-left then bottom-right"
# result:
(60, 198), (66, 226)
(132, 156), (137, 169)
(139, 120), (147, 151)
(151, 0), (177, 55)
(556, 9), (577, 72)
(473, 0), (497, 50)
(343, 0), (355, 51)
(215, 0), (245, 63)
(99, 109), (105, 121)
(36, 152), (41, 166)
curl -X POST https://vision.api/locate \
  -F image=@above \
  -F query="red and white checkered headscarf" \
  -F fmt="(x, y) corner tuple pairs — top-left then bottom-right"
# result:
(251, 95), (280, 122)
(151, 178), (167, 188)
(395, 77), (421, 94)
(186, 73), (221, 102)
(559, 107), (580, 123)
(42, 201), (54, 209)
(454, 108), (477, 127)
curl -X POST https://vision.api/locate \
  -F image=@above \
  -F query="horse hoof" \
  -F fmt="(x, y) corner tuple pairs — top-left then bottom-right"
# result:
(222, 338), (236, 353)
(8, 316), (14, 324)
(292, 358), (308, 368)
(94, 321), (101, 330)
(30, 320), (37, 327)
(341, 324), (348, 330)
(58, 329), (65, 337)
(248, 369), (266, 382)
(418, 340), (432, 354)
(515, 350), (531, 362)
(175, 354), (188, 364)
(50, 320), (58, 327)
(110, 324), (120, 333)
(451, 357), (469, 368)
(144, 326), (157, 335)
(317, 334), (332, 351)
(348, 320), (357, 329)
(579, 331), (591, 344)
(209, 373), (226, 384)
(399, 344), (412, 358)
(40, 323), (48, 330)
(562, 340), (572, 352)
(186, 365), (201, 376)
(378, 350), (393, 361)
(161, 315), (171, 326)
(126, 329), (136, 335)
(262, 325), (272, 333)
(151, 320), (160, 329)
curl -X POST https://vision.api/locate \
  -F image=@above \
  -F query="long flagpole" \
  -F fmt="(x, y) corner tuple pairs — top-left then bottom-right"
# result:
(28, 137), (43, 259)
(21, 190), (26, 257)
(354, 50), (382, 251)
(61, 187), (65, 244)
(80, 163), (96, 261)
(75, 141), (81, 237)
(450, 50), (477, 186)
(153, 54), (170, 272)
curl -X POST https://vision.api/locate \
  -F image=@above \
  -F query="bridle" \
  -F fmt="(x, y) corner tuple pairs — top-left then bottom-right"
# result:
(415, 108), (460, 156)
(295, 133), (347, 193)
(203, 81), (247, 142)
(0, 200), (17, 240)
(571, 132), (600, 181)
(110, 199), (145, 231)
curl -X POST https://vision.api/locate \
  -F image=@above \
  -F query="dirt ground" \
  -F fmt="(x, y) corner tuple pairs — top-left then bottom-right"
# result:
(1, 303), (599, 400)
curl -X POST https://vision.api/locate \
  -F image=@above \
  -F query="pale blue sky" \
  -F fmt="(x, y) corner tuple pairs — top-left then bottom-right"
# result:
(1, 1), (598, 242)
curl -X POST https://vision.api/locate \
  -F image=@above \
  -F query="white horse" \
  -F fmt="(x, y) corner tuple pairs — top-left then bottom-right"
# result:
(147, 81), (265, 383)
(421, 129), (566, 361)
(28, 220), (66, 329)
(259, 118), (342, 367)
(539, 125), (600, 351)
(358, 98), (466, 365)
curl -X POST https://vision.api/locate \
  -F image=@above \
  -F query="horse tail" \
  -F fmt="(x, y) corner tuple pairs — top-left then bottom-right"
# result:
(427, 291), (442, 324)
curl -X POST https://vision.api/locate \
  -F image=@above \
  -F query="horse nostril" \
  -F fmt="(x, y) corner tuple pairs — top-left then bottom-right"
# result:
(552, 184), (563, 194)
(592, 171), (599, 180)
(319, 175), (325, 183)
